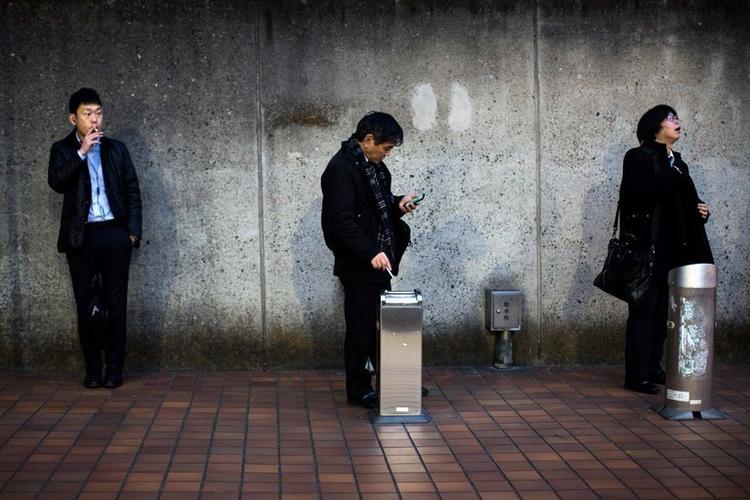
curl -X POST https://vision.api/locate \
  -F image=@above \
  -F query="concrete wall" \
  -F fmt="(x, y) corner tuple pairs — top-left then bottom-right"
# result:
(1, 0), (748, 371)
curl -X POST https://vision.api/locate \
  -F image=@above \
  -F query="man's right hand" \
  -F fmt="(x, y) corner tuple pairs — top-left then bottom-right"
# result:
(371, 252), (391, 271)
(78, 128), (103, 157)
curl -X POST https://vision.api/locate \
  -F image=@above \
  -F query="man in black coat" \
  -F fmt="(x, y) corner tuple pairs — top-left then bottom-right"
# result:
(619, 104), (712, 394)
(321, 112), (419, 408)
(48, 88), (142, 389)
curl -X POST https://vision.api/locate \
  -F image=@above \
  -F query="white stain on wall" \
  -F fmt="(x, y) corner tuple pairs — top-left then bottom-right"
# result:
(411, 84), (437, 131)
(448, 82), (472, 132)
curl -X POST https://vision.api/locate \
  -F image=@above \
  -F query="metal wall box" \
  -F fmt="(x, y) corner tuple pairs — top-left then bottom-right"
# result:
(485, 290), (522, 331)
(377, 290), (424, 419)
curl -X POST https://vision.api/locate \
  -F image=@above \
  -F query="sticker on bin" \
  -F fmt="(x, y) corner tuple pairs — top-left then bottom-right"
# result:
(395, 407), (410, 413)
(690, 399), (702, 405)
(666, 389), (690, 402)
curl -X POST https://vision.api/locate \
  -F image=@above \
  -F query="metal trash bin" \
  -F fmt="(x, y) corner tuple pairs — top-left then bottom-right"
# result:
(652, 263), (725, 420)
(371, 290), (430, 424)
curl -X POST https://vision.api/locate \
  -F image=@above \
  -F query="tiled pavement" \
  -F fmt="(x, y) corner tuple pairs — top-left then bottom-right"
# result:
(1, 365), (750, 500)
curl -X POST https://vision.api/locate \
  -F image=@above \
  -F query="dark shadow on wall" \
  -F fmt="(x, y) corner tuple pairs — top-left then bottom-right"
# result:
(690, 158), (739, 361)
(723, 189), (750, 359)
(43, 133), (83, 372)
(562, 144), (627, 364)
(287, 196), (343, 368)
(564, 147), (742, 365)
(118, 125), (178, 370)
(1, 9), (23, 371)
(414, 212), (490, 365)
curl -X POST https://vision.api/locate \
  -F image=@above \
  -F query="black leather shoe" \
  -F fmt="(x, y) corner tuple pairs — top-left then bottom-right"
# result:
(625, 381), (660, 394)
(422, 386), (429, 397)
(650, 373), (666, 385)
(83, 376), (102, 389)
(649, 371), (666, 385)
(348, 389), (377, 409)
(104, 373), (122, 389)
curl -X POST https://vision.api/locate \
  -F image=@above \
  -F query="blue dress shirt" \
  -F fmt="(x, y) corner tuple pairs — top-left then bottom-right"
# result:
(77, 137), (114, 222)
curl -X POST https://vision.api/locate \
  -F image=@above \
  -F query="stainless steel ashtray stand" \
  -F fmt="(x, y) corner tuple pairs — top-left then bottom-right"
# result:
(370, 290), (431, 424)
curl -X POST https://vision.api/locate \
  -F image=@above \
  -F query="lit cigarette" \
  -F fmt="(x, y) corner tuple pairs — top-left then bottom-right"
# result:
(386, 267), (395, 280)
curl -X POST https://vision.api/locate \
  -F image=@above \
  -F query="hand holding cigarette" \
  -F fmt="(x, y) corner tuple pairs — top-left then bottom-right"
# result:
(370, 251), (391, 272)
(79, 127), (104, 156)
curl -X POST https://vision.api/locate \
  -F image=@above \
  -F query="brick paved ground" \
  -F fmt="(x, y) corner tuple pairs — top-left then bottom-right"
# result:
(0, 365), (749, 499)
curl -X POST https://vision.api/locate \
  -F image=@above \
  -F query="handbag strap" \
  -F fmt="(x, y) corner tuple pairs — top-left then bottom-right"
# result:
(610, 202), (620, 238)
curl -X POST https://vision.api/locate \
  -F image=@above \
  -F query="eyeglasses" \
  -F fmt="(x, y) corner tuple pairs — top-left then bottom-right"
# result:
(665, 113), (679, 123)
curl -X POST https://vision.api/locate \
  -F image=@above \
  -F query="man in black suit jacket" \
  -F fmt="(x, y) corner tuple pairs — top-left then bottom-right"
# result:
(321, 112), (418, 408)
(48, 88), (142, 389)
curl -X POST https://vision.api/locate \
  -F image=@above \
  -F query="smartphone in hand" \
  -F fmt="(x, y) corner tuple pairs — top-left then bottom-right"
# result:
(411, 193), (426, 205)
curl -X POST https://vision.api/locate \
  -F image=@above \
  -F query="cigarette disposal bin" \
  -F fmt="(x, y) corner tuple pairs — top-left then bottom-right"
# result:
(372, 290), (430, 424)
(652, 263), (725, 420)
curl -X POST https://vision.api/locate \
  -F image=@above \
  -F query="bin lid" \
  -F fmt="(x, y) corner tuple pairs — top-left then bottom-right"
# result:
(668, 263), (717, 289)
(381, 289), (423, 305)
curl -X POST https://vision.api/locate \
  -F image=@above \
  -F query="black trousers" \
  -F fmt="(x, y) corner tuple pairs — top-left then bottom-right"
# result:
(66, 221), (132, 377)
(625, 280), (668, 385)
(342, 281), (389, 398)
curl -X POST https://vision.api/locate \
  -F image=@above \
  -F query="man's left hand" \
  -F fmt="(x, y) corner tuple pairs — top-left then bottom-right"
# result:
(399, 193), (419, 214)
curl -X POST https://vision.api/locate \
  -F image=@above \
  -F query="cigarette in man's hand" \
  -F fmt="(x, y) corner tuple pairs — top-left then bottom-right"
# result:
(386, 267), (395, 280)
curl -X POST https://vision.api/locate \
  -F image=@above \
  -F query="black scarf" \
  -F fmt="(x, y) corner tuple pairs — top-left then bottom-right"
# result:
(344, 136), (396, 262)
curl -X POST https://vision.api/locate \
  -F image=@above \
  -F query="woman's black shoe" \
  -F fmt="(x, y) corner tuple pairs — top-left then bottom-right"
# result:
(650, 373), (666, 385)
(104, 373), (122, 389)
(625, 381), (660, 394)
(347, 389), (377, 409)
(649, 371), (666, 385)
(83, 376), (102, 389)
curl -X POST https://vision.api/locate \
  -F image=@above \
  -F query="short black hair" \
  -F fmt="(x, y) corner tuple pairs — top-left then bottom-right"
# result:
(636, 104), (677, 143)
(354, 111), (403, 146)
(68, 88), (102, 114)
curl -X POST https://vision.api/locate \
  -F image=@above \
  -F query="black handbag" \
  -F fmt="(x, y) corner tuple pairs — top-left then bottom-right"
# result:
(593, 201), (659, 305)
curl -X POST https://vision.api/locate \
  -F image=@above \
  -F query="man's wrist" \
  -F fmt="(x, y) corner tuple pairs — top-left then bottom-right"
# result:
(77, 149), (87, 160)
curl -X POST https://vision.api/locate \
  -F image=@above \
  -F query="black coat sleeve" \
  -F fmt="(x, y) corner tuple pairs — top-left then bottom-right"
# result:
(321, 162), (381, 263)
(48, 142), (85, 193)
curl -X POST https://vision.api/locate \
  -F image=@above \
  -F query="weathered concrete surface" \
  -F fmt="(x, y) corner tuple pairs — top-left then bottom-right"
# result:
(537, 0), (750, 364)
(1, 0), (748, 371)
(2, 1), (263, 370)
(261, 0), (539, 367)
(0, 9), (15, 370)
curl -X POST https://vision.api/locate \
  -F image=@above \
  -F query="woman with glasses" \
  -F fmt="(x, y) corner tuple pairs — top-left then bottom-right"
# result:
(618, 105), (714, 394)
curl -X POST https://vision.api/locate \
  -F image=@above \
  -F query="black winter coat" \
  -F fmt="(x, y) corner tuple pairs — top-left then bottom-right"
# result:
(321, 145), (409, 284)
(619, 139), (713, 280)
(48, 130), (142, 252)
